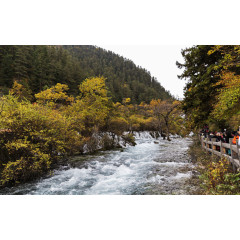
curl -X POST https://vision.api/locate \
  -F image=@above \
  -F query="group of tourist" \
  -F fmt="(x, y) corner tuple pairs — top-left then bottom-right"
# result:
(200, 124), (240, 145)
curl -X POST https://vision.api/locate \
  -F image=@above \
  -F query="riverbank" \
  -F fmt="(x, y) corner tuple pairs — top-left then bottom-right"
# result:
(188, 137), (240, 195)
(0, 130), (137, 189)
(0, 133), (200, 195)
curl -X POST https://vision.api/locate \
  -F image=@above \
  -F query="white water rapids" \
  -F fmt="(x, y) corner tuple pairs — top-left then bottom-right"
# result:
(1, 132), (200, 195)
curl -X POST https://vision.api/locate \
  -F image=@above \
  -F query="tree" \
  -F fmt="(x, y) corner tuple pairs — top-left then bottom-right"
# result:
(150, 99), (180, 140)
(35, 83), (74, 106)
(67, 77), (111, 136)
(208, 46), (240, 126)
(0, 46), (15, 87)
(10, 80), (33, 101)
(13, 46), (31, 81)
(176, 45), (223, 129)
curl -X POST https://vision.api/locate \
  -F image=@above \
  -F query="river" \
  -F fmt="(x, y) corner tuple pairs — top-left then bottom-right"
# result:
(0, 132), (200, 195)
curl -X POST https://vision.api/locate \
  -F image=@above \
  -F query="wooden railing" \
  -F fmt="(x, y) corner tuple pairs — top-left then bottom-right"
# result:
(199, 135), (240, 171)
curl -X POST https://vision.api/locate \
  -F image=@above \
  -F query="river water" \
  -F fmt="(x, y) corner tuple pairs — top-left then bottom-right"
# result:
(0, 132), (200, 195)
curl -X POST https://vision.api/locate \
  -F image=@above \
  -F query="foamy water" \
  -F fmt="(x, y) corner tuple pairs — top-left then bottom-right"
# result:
(1, 132), (198, 195)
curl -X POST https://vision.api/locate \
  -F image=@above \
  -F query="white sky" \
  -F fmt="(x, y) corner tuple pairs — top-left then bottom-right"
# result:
(99, 45), (192, 99)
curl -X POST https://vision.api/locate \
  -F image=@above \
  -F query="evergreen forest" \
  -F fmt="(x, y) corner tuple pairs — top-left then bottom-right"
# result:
(0, 45), (172, 103)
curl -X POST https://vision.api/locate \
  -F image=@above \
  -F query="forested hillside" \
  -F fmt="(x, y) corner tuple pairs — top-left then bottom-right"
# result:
(0, 45), (172, 103)
(63, 46), (172, 103)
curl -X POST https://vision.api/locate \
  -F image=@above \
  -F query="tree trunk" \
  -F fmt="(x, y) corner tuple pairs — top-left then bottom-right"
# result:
(160, 130), (166, 140)
(166, 130), (170, 141)
(165, 118), (171, 141)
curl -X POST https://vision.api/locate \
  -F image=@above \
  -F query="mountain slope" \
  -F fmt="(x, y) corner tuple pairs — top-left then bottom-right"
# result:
(0, 45), (172, 103)
(63, 45), (172, 103)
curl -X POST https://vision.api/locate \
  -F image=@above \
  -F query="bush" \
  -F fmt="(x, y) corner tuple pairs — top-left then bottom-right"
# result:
(108, 117), (128, 136)
(122, 133), (136, 146)
(204, 157), (231, 190)
(101, 134), (115, 150)
(0, 95), (83, 186)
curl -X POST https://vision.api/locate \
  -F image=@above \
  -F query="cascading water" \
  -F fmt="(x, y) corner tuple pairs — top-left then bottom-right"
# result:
(0, 132), (200, 195)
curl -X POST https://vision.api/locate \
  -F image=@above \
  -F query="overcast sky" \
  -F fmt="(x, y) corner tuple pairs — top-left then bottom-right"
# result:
(99, 45), (192, 99)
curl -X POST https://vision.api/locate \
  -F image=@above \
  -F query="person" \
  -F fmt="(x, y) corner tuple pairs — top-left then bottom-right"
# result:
(215, 132), (225, 151)
(209, 131), (215, 140)
(219, 132), (226, 143)
(232, 131), (240, 145)
(216, 132), (225, 142)
(223, 130), (232, 143)
(203, 124), (209, 138)
(232, 131), (236, 137)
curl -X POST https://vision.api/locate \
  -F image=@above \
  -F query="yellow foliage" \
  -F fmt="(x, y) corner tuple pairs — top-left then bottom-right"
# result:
(205, 158), (231, 190)
(10, 80), (32, 101)
(211, 71), (240, 120)
(35, 83), (74, 106)
(79, 76), (108, 100)
(122, 98), (131, 105)
(67, 77), (110, 135)
(108, 117), (128, 135)
(0, 78), (186, 186)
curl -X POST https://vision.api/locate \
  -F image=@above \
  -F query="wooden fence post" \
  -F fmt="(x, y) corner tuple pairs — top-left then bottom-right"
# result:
(211, 140), (214, 155)
(206, 137), (209, 153)
(220, 141), (223, 157)
(237, 139), (240, 160)
(230, 140), (233, 157)
(230, 140), (236, 172)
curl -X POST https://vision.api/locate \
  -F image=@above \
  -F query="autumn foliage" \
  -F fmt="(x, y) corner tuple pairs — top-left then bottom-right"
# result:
(178, 45), (240, 131)
(0, 77), (185, 186)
